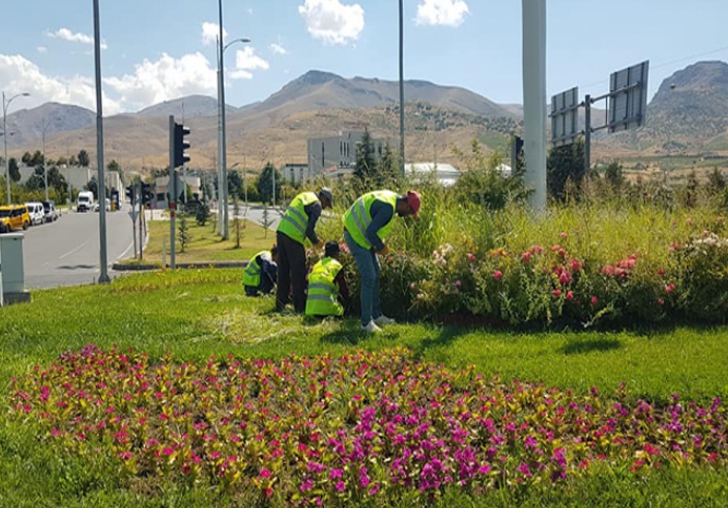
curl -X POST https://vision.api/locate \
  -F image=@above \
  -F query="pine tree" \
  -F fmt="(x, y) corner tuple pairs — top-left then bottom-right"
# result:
(179, 213), (190, 253)
(354, 129), (378, 182)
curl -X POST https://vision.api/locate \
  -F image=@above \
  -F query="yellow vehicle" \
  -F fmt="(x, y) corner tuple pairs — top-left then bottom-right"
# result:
(0, 205), (31, 233)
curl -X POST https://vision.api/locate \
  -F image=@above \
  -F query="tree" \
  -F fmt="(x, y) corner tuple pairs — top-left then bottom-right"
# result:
(87, 175), (99, 198)
(107, 159), (121, 172)
(353, 129), (378, 182)
(377, 142), (400, 187)
(8, 158), (20, 182)
(256, 162), (282, 205)
(21, 152), (32, 165)
(78, 150), (90, 168)
(31, 150), (44, 167)
(228, 169), (243, 200)
(707, 167), (726, 197)
(178, 213), (190, 253)
(604, 162), (624, 192)
(547, 138), (585, 202)
(56, 156), (68, 167)
(68, 155), (78, 166)
(684, 170), (699, 208)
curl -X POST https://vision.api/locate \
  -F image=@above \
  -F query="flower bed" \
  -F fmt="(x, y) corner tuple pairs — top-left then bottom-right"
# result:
(9, 346), (728, 505)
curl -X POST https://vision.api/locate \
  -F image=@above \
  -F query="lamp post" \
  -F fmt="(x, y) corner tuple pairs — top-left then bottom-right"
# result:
(93, 0), (110, 284)
(41, 116), (50, 201)
(3, 92), (30, 204)
(398, 0), (405, 178)
(217, 0), (250, 240)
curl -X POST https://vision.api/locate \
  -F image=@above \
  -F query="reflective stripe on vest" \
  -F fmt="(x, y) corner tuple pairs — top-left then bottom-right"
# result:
(276, 192), (319, 245)
(305, 258), (344, 317)
(242, 251), (269, 287)
(342, 190), (399, 250)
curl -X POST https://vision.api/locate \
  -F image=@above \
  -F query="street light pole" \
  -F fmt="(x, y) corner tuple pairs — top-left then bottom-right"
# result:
(3, 91), (30, 204)
(398, 0), (406, 178)
(93, 0), (110, 284)
(41, 117), (49, 201)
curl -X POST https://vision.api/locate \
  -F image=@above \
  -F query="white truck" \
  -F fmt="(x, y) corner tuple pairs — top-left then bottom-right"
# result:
(76, 191), (95, 213)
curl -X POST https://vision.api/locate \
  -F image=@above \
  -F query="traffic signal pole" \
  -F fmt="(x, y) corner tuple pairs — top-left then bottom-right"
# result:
(169, 115), (176, 269)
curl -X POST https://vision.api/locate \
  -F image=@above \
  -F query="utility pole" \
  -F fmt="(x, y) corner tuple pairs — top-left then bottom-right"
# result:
(93, 0), (110, 283)
(42, 117), (49, 201)
(169, 115), (176, 269)
(398, 0), (406, 177)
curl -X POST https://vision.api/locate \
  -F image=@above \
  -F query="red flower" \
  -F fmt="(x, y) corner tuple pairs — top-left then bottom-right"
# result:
(552, 289), (562, 298)
(591, 296), (598, 306)
(658, 269), (665, 276)
(466, 253), (476, 264)
(657, 298), (665, 306)
(665, 283), (676, 295)
(493, 270), (503, 282)
(566, 291), (574, 301)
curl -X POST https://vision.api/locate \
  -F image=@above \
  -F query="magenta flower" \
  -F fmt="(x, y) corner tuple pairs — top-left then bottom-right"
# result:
(493, 270), (503, 282)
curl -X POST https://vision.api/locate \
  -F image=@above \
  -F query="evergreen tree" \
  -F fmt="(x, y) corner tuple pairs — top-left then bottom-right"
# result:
(354, 129), (378, 182)
(178, 213), (190, 253)
(547, 138), (585, 201)
(256, 162), (282, 204)
(8, 158), (20, 182)
(78, 150), (90, 167)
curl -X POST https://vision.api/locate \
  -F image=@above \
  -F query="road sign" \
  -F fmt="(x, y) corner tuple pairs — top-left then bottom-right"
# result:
(128, 210), (138, 222)
(608, 61), (649, 133)
(550, 87), (580, 147)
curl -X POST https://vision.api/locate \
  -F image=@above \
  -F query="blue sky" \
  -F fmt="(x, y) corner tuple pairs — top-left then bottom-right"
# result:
(1, 0), (727, 115)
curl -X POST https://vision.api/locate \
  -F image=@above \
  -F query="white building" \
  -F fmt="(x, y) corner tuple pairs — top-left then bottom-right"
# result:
(281, 163), (309, 186)
(152, 175), (201, 209)
(17, 164), (122, 194)
(405, 163), (461, 187)
(307, 131), (387, 180)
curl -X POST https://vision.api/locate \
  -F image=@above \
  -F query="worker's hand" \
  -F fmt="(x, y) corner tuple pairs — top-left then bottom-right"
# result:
(376, 245), (390, 257)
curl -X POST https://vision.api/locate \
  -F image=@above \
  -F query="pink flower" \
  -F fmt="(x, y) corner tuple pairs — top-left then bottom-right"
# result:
(335, 480), (346, 492)
(560, 232), (568, 239)
(493, 270), (503, 282)
(300, 479), (313, 493)
(467, 253), (476, 264)
(260, 468), (271, 478)
(658, 269), (665, 276)
(665, 283), (676, 295)
(591, 296), (598, 306)
(552, 289), (562, 298)
(566, 291), (574, 301)
(521, 252), (532, 263)
(658, 298), (664, 306)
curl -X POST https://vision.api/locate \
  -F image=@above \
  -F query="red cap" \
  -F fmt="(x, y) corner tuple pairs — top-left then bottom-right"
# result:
(406, 190), (421, 220)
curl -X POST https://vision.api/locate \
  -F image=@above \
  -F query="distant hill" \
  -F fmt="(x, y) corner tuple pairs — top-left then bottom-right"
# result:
(137, 94), (236, 118)
(3, 102), (95, 147)
(236, 70), (518, 125)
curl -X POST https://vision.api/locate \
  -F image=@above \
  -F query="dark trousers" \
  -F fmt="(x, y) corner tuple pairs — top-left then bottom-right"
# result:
(276, 232), (307, 312)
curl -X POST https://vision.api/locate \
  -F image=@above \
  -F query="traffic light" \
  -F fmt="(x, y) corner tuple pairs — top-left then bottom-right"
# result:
(511, 135), (524, 175)
(174, 123), (191, 168)
(125, 184), (136, 204)
(141, 182), (154, 205)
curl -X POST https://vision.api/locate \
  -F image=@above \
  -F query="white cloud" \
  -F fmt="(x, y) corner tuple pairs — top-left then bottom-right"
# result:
(202, 22), (227, 46)
(415, 0), (469, 27)
(270, 43), (287, 55)
(298, 0), (364, 45)
(46, 28), (108, 50)
(230, 47), (270, 80)
(37, 46), (48, 54)
(0, 54), (121, 114)
(104, 52), (217, 111)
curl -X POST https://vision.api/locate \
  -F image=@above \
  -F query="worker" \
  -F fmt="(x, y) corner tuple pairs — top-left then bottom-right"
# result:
(343, 189), (421, 333)
(306, 241), (350, 317)
(243, 246), (279, 297)
(276, 188), (334, 313)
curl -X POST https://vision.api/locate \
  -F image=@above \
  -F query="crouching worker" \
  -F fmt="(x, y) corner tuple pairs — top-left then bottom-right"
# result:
(243, 246), (279, 296)
(305, 241), (350, 317)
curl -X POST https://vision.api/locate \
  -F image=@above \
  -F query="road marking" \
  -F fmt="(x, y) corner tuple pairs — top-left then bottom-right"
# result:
(118, 240), (135, 261)
(59, 238), (92, 260)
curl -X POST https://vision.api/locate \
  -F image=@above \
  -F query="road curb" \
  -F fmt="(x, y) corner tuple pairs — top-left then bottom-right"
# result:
(112, 261), (250, 272)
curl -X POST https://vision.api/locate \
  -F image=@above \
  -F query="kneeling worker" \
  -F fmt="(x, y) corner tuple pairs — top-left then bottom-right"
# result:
(306, 241), (349, 317)
(243, 246), (279, 296)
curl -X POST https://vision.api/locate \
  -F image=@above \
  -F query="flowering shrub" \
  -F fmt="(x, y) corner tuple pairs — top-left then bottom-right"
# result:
(9, 346), (728, 505)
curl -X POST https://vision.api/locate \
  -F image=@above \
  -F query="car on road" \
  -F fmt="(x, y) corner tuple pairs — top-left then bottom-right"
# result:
(25, 202), (45, 225)
(42, 200), (59, 222)
(0, 205), (31, 233)
(94, 198), (111, 212)
(77, 191), (95, 212)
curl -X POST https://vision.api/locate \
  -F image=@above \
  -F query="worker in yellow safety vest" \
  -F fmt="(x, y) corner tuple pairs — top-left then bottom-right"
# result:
(306, 241), (350, 317)
(343, 189), (421, 333)
(243, 245), (279, 296)
(276, 188), (333, 313)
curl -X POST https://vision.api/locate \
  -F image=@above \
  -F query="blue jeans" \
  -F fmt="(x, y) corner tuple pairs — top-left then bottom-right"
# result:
(344, 230), (382, 327)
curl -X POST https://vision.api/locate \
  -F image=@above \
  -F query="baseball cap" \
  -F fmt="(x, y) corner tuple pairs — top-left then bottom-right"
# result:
(406, 190), (421, 220)
(319, 188), (333, 206)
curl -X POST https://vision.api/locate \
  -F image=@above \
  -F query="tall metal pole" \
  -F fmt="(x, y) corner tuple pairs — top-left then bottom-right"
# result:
(398, 0), (406, 177)
(522, 0), (547, 213)
(169, 115), (177, 269)
(93, 0), (110, 283)
(219, 0), (230, 240)
(2, 93), (8, 205)
(216, 44), (223, 236)
(584, 94), (592, 176)
(42, 118), (48, 201)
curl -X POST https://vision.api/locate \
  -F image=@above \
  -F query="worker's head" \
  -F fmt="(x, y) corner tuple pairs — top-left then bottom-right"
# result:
(325, 241), (341, 259)
(270, 245), (279, 263)
(396, 190), (421, 220)
(318, 188), (334, 210)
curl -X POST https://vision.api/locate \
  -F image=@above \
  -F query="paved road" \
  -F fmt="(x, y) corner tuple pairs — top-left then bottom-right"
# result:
(22, 207), (136, 289)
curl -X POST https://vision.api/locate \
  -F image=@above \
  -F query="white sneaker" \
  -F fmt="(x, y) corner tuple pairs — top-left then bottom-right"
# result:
(374, 315), (396, 326)
(362, 321), (383, 333)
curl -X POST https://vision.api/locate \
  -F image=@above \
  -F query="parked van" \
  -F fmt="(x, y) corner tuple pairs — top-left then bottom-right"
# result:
(25, 202), (45, 225)
(77, 191), (95, 212)
(43, 200), (59, 222)
(0, 205), (31, 233)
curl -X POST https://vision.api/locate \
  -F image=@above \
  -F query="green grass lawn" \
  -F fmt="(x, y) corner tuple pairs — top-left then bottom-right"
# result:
(124, 217), (275, 265)
(1, 270), (727, 507)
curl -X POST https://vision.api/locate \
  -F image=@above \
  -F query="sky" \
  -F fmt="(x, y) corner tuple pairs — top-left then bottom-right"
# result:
(1, 0), (728, 116)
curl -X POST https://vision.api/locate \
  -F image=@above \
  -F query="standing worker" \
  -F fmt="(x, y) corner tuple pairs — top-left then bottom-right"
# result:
(276, 188), (334, 313)
(306, 241), (349, 317)
(343, 189), (421, 333)
(243, 246), (279, 296)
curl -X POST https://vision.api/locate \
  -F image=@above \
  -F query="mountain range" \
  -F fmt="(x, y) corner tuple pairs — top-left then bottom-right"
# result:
(3, 61), (728, 170)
